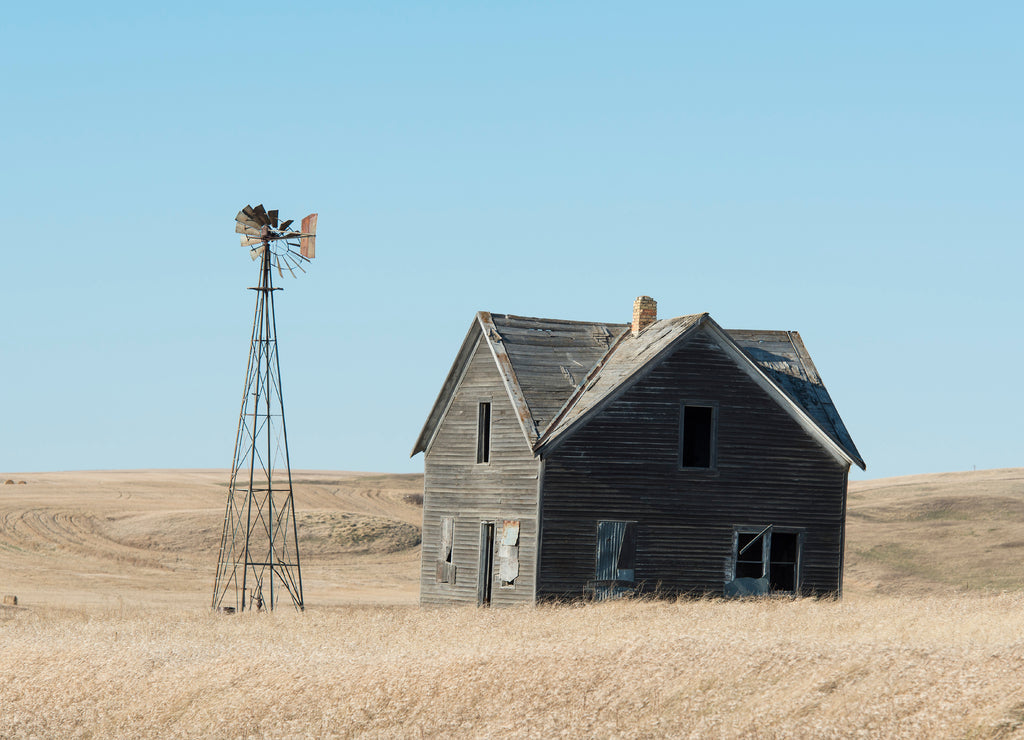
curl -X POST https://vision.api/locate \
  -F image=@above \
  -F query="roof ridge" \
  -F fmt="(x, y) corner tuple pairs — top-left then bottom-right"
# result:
(489, 312), (630, 328)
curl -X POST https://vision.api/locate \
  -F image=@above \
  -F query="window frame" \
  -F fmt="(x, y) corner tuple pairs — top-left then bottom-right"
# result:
(678, 400), (719, 471)
(476, 401), (491, 464)
(730, 525), (803, 595)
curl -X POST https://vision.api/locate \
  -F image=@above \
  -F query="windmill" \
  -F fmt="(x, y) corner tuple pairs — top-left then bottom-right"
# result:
(212, 204), (318, 612)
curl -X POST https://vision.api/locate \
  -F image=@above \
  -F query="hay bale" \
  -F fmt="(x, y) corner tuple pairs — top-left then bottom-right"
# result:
(2, 595), (17, 606)
(3, 480), (14, 485)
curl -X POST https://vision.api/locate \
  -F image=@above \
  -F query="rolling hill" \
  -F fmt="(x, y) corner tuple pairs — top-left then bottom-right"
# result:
(1, 467), (1023, 608)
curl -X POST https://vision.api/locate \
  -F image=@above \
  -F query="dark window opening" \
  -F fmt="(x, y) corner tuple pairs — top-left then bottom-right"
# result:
(476, 402), (491, 464)
(681, 404), (715, 468)
(769, 532), (798, 592)
(735, 531), (765, 579)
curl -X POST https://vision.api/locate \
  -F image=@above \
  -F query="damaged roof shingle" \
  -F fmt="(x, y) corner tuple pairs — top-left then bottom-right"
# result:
(412, 310), (863, 470)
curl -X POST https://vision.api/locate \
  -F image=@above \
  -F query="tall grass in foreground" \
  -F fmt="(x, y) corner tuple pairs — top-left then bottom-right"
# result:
(3, 594), (1024, 739)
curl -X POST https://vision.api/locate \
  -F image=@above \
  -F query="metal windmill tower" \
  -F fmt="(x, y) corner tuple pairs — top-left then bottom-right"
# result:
(212, 204), (318, 612)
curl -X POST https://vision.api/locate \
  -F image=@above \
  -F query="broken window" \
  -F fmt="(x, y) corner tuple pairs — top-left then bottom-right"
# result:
(680, 402), (716, 469)
(595, 520), (637, 598)
(435, 516), (456, 584)
(728, 526), (801, 595)
(476, 402), (491, 464)
(498, 520), (520, 588)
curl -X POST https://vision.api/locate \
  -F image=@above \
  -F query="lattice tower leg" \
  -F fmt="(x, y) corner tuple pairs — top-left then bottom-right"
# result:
(213, 246), (304, 612)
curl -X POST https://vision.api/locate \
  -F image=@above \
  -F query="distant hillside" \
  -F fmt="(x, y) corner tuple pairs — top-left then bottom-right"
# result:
(1, 467), (1022, 609)
(845, 468), (1024, 595)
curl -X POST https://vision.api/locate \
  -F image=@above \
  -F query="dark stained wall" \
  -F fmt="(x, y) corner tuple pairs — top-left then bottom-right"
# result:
(421, 334), (541, 606)
(538, 328), (849, 599)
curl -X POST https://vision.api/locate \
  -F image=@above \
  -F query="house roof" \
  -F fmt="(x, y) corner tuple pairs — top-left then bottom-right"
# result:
(411, 310), (864, 470)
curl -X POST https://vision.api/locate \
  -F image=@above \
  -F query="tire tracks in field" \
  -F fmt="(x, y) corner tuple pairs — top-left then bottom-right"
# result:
(0, 506), (166, 569)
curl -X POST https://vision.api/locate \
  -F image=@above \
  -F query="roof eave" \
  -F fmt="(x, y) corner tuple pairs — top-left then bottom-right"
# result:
(477, 311), (540, 448)
(703, 320), (865, 470)
(410, 320), (483, 457)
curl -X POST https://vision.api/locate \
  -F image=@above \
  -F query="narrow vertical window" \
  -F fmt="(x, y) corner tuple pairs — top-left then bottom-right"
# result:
(680, 402), (716, 469)
(476, 402), (491, 464)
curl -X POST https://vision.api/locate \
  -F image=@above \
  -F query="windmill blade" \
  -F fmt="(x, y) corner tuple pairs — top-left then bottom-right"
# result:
(268, 209), (278, 228)
(236, 214), (261, 232)
(250, 245), (266, 260)
(240, 234), (264, 247)
(241, 204), (260, 223)
(252, 204), (270, 226)
(278, 219), (294, 231)
(300, 213), (317, 259)
(235, 222), (262, 236)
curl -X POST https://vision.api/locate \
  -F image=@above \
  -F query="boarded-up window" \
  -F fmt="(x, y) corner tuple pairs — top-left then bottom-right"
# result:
(596, 521), (637, 584)
(436, 516), (456, 584)
(498, 520), (519, 588)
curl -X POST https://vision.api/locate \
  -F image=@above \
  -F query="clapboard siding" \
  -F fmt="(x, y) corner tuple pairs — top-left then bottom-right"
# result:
(538, 328), (848, 598)
(420, 336), (540, 606)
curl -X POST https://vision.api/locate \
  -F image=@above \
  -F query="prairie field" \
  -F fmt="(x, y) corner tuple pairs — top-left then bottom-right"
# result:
(1, 467), (1024, 738)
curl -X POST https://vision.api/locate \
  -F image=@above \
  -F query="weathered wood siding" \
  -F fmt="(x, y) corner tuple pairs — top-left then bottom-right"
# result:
(538, 328), (848, 599)
(421, 335), (540, 606)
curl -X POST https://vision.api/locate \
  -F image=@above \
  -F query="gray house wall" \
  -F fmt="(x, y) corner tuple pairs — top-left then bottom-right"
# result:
(537, 328), (848, 599)
(420, 335), (541, 606)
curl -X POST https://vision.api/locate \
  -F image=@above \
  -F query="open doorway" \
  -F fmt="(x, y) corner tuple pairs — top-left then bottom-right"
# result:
(477, 521), (495, 606)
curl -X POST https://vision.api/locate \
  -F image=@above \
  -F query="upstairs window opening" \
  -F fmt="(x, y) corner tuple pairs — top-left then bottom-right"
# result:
(680, 402), (716, 469)
(476, 402), (491, 464)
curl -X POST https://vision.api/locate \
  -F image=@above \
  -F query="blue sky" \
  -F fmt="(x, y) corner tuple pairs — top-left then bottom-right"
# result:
(2, 2), (1020, 481)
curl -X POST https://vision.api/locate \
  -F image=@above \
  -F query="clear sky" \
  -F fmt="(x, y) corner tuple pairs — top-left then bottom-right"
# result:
(2, 2), (1021, 481)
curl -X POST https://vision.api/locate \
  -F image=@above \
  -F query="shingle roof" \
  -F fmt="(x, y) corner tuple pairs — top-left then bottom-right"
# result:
(728, 329), (864, 469)
(412, 310), (864, 470)
(487, 313), (628, 435)
(538, 314), (705, 445)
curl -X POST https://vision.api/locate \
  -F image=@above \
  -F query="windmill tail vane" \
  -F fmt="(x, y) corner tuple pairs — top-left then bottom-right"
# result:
(212, 204), (318, 613)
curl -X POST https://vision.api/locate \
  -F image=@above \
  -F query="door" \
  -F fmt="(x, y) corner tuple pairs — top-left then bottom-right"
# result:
(477, 521), (495, 606)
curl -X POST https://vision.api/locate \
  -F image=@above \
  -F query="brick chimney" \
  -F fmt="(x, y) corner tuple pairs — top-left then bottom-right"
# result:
(632, 295), (657, 335)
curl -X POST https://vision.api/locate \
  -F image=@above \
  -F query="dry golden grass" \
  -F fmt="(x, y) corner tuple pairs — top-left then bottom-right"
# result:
(3, 595), (1024, 739)
(3, 467), (1024, 738)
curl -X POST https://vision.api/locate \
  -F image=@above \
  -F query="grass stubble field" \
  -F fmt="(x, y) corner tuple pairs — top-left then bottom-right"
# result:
(1, 468), (1024, 738)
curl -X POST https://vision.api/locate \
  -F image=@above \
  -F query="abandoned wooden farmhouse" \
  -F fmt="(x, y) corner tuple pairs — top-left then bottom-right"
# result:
(411, 296), (865, 606)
